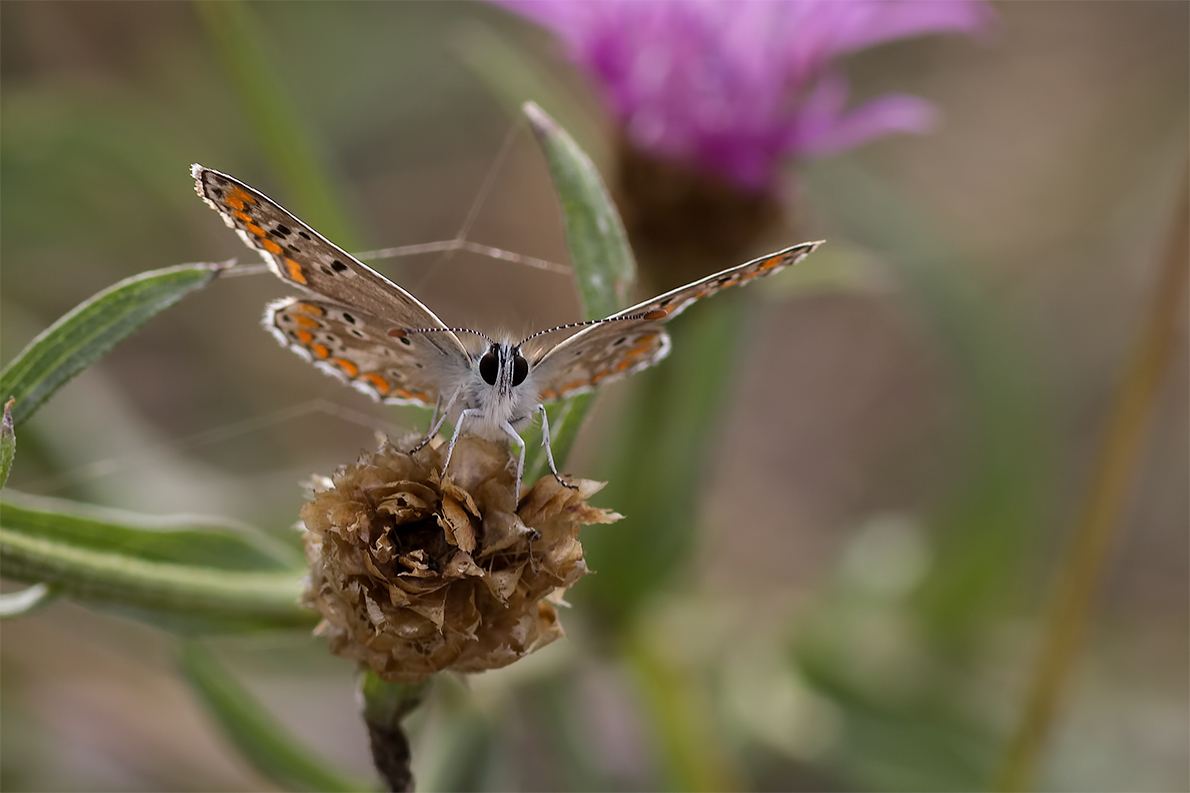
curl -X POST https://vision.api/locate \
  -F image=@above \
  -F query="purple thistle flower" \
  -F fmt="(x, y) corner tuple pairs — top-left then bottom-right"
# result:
(496, 0), (994, 192)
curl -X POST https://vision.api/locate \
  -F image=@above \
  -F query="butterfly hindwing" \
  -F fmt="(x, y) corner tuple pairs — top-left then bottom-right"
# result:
(266, 297), (463, 407)
(531, 242), (821, 401)
(192, 164), (467, 359)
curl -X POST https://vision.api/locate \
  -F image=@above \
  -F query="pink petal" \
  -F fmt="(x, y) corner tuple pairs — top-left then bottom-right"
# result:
(796, 93), (938, 158)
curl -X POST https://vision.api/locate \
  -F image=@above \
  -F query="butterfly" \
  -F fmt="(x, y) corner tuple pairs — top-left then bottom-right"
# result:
(192, 164), (821, 496)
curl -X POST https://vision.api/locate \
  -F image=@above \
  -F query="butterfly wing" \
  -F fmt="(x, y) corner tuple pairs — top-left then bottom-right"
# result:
(530, 242), (821, 401)
(192, 164), (469, 361)
(194, 164), (473, 406)
(265, 297), (462, 406)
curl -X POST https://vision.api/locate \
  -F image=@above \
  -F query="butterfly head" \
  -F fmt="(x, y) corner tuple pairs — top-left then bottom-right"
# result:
(479, 342), (530, 395)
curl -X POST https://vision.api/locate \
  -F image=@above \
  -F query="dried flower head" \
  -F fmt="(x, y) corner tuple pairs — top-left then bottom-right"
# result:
(300, 435), (620, 683)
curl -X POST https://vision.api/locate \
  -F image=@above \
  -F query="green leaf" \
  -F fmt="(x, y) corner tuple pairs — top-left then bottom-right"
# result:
(0, 493), (312, 633)
(1, 262), (226, 427)
(519, 103), (636, 481)
(181, 642), (372, 792)
(0, 582), (59, 619)
(0, 399), (13, 489)
(1, 491), (299, 569)
(523, 102), (635, 322)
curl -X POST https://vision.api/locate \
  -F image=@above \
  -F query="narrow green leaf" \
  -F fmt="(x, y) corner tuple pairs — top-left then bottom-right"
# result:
(0, 399), (14, 489)
(0, 494), (312, 633)
(1, 262), (226, 427)
(1, 491), (299, 570)
(181, 642), (372, 793)
(519, 103), (636, 480)
(523, 102), (635, 321)
(0, 582), (59, 619)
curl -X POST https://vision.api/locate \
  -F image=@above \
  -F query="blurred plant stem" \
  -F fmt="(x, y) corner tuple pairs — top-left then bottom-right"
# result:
(194, 0), (358, 246)
(625, 627), (741, 792)
(995, 171), (1189, 792)
(582, 290), (748, 625)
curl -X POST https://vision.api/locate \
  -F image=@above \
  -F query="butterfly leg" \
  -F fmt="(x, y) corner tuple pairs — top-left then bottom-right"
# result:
(538, 405), (577, 490)
(499, 420), (527, 499)
(411, 389), (461, 454)
(440, 406), (479, 480)
(427, 395), (443, 433)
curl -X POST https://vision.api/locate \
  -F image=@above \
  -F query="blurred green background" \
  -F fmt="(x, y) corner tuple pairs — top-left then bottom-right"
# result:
(1, 2), (1185, 791)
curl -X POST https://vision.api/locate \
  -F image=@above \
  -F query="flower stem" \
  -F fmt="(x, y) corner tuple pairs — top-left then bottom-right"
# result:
(361, 672), (431, 792)
(994, 171), (1188, 791)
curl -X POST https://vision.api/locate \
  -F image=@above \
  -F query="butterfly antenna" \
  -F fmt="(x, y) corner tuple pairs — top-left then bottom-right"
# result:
(389, 326), (495, 345)
(516, 309), (668, 349)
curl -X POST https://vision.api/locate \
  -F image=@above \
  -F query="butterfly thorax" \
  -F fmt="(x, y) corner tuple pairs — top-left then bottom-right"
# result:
(452, 341), (540, 438)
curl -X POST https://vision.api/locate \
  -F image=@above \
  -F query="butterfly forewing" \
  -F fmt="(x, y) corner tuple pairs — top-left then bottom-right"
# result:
(531, 241), (821, 401)
(192, 164), (467, 359)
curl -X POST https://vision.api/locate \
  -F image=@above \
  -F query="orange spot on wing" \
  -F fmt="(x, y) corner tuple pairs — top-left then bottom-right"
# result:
(330, 358), (359, 377)
(615, 360), (633, 372)
(294, 303), (325, 316)
(361, 373), (390, 394)
(230, 186), (256, 205)
(294, 329), (314, 344)
(394, 389), (413, 400)
(759, 254), (783, 270)
(560, 379), (589, 394)
(626, 339), (655, 357)
(261, 239), (282, 255)
(539, 389), (558, 400)
(234, 210), (252, 223)
(285, 258), (308, 285)
(245, 223), (266, 237)
(225, 195), (245, 211)
(292, 314), (320, 329)
(310, 344), (330, 359)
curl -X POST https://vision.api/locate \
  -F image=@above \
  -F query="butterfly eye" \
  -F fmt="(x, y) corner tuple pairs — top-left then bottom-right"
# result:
(479, 351), (499, 385)
(511, 354), (529, 387)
